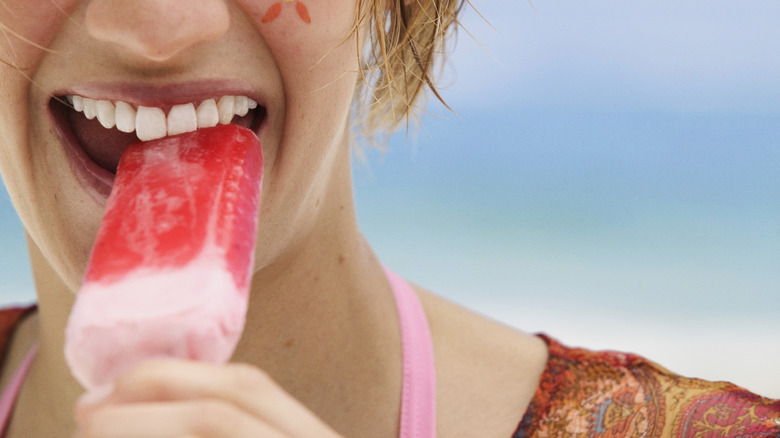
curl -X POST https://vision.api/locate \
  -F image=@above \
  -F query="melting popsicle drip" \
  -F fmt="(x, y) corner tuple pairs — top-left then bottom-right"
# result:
(65, 124), (263, 391)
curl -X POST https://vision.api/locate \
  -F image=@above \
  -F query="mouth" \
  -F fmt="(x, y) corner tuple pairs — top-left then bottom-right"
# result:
(50, 93), (267, 200)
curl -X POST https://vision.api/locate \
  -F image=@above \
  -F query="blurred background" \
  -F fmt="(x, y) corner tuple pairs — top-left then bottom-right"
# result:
(354, 0), (780, 397)
(2, 0), (779, 397)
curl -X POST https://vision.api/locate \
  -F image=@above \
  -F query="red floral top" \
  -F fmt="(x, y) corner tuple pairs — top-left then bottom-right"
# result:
(1, 308), (778, 437)
(0, 306), (33, 363)
(514, 335), (780, 437)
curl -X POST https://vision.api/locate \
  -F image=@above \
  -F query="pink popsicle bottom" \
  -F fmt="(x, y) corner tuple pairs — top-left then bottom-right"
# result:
(65, 248), (247, 390)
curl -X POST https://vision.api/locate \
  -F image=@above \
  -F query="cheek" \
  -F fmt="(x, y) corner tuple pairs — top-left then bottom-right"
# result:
(0, 0), (80, 170)
(236, 0), (357, 67)
(0, 1), (77, 216)
(0, 0), (79, 67)
(237, 0), (360, 120)
(235, 0), (361, 172)
(0, 1), (89, 288)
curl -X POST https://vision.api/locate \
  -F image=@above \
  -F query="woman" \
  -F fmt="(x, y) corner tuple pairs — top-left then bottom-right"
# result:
(0, 0), (777, 437)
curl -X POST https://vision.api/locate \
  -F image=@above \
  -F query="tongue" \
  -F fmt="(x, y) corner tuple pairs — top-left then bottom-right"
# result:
(64, 124), (264, 391)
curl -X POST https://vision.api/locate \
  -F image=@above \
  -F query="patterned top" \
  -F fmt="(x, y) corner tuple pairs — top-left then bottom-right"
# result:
(514, 335), (780, 437)
(0, 307), (33, 365)
(0, 307), (778, 437)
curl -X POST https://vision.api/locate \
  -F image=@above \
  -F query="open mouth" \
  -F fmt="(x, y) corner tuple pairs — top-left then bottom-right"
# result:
(50, 94), (267, 197)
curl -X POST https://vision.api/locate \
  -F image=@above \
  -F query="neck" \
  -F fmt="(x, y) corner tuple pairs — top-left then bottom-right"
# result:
(230, 136), (402, 433)
(234, 232), (402, 435)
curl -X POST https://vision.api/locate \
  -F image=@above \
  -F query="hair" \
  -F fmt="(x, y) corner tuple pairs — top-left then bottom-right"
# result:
(353, 0), (463, 141)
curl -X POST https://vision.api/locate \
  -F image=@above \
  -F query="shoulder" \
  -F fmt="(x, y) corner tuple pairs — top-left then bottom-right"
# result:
(413, 287), (549, 438)
(516, 335), (780, 437)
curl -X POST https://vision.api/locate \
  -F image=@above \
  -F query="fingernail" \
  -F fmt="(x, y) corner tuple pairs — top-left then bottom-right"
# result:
(77, 383), (114, 407)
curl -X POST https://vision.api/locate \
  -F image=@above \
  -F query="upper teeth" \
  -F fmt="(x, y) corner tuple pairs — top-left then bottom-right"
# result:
(66, 95), (258, 142)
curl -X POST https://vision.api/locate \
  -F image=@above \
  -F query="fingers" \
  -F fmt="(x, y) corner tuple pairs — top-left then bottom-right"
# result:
(76, 360), (341, 438)
(76, 400), (285, 438)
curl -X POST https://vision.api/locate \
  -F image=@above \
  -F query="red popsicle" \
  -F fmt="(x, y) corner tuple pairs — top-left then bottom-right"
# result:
(65, 124), (263, 391)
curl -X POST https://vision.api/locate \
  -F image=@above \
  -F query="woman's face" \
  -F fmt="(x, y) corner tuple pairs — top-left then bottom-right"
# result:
(0, 0), (361, 291)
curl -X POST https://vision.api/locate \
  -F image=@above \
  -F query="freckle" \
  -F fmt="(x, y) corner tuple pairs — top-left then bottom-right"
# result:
(315, 198), (320, 207)
(339, 205), (344, 211)
(283, 338), (295, 348)
(338, 255), (344, 265)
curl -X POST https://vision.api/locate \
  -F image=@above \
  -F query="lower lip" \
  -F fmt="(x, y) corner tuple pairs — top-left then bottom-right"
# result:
(49, 99), (115, 206)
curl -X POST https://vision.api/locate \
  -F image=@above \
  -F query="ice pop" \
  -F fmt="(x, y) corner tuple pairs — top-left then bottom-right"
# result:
(65, 124), (263, 391)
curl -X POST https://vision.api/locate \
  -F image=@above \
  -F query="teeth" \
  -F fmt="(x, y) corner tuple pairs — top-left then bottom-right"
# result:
(196, 99), (219, 129)
(167, 103), (197, 136)
(235, 96), (249, 117)
(65, 95), (258, 141)
(217, 96), (235, 125)
(72, 95), (84, 112)
(96, 100), (116, 129)
(82, 99), (97, 120)
(136, 106), (167, 141)
(115, 101), (136, 133)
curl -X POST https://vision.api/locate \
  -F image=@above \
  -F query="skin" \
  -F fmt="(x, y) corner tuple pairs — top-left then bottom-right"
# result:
(0, 1), (549, 437)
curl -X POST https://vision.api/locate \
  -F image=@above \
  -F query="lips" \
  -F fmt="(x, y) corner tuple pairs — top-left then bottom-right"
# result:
(49, 88), (267, 202)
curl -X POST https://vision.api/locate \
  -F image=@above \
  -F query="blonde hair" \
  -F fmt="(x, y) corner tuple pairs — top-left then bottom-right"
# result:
(354, 0), (462, 140)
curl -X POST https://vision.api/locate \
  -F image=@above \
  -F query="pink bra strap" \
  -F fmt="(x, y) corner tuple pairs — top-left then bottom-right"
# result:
(0, 343), (37, 432)
(385, 268), (437, 438)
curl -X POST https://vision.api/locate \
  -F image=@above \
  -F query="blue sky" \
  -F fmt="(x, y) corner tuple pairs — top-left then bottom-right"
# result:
(1, 1), (779, 396)
(444, 0), (780, 113)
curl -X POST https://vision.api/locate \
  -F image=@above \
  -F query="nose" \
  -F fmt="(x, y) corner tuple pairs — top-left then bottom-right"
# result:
(85, 0), (230, 62)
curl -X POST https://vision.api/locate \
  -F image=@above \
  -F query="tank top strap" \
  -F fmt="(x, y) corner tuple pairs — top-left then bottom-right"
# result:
(0, 343), (37, 434)
(384, 268), (437, 438)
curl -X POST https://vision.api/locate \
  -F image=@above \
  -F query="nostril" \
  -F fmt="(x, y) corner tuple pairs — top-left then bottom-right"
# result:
(85, 0), (230, 62)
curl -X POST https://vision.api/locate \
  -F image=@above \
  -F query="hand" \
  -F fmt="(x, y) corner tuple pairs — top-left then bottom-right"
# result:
(74, 359), (344, 438)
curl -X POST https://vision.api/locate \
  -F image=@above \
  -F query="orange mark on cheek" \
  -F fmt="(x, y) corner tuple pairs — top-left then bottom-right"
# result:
(261, 2), (282, 23)
(260, 0), (311, 24)
(296, 2), (311, 24)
